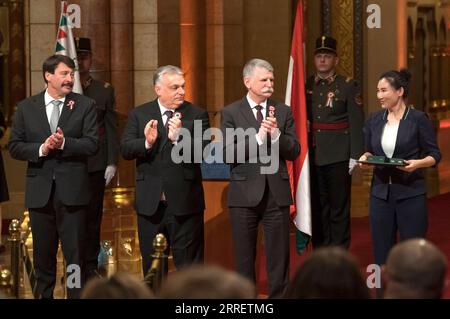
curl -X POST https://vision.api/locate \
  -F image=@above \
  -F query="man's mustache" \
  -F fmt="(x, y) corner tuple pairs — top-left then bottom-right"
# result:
(262, 88), (274, 93)
(62, 82), (74, 88)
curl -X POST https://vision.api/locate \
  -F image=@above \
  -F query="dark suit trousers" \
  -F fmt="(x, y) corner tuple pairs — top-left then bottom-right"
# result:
(229, 182), (290, 299)
(85, 170), (106, 275)
(311, 160), (351, 249)
(29, 182), (86, 299)
(137, 202), (204, 276)
(370, 190), (427, 265)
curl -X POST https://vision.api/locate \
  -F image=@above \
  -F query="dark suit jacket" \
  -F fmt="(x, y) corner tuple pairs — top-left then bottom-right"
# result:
(220, 97), (300, 207)
(121, 100), (210, 217)
(363, 107), (441, 200)
(84, 79), (119, 172)
(8, 91), (99, 208)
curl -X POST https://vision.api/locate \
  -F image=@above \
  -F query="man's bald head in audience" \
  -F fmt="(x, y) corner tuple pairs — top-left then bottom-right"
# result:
(385, 239), (447, 299)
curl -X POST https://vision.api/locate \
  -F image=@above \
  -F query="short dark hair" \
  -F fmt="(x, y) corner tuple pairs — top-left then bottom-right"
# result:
(379, 68), (412, 98)
(158, 265), (256, 299)
(81, 272), (154, 299)
(285, 247), (370, 299)
(42, 54), (75, 83)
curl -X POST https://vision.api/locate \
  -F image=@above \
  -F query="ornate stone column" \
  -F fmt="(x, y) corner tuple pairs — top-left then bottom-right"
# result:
(180, 0), (206, 108)
(110, 1), (140, 273)
(429, 45), (442, 117)
(321, 0), (363, 86)
(330, 0), (354, 78)
(243, 0), (291, 101)
(8, 0), (26, 124)
(71, 0), (111, 81)
(110, 0), (133, 188)
(157, 0), (180, 66)
(439, 33), (449, 116)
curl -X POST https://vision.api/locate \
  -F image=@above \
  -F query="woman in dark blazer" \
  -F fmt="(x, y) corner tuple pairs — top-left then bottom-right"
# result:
(358, 69), (441, 265)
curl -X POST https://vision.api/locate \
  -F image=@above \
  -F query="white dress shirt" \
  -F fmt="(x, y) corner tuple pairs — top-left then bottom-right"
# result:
(39, 90), (66, 157)
(246, 94), (280, 145)
(144, 99), (179, 150)
(381, 122), (399, 158)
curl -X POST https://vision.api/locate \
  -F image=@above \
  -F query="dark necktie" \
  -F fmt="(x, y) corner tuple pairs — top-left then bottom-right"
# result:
(164, 110), (174, 134)
(255, 105), (263, 126)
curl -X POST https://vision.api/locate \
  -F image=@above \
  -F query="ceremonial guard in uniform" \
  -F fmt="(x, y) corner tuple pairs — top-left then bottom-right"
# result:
(306, 36), (364, 249)
(76, 37), (119, 278)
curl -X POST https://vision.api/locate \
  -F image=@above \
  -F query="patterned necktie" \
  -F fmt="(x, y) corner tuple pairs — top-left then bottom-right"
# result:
(255, 105), (263, 126)
(164, 110), (174, 134)
(50, 100), (62, 133)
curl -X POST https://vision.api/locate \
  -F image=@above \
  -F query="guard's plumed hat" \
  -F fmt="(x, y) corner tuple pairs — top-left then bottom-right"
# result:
(75, 37), (91, 53)
(314, 35), (337, 54)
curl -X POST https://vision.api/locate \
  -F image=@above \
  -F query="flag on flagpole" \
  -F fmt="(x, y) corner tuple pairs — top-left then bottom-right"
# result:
(55, 0), (82, 94)
(285, 0), (312, 254)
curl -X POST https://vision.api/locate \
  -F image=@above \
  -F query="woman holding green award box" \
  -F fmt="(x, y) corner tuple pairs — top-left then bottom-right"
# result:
(358, 69), (441, 266)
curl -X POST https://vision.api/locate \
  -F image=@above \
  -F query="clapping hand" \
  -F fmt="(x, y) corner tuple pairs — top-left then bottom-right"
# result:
(42, 127), (64, 155)
(167, 117), (182, 142)
(51, 127), (64, 149)
(258, 117), (279, 141)
(144, 119), (158, 145)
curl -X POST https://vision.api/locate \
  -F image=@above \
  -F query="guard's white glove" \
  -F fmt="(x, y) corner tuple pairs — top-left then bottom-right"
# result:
(104, 164), (117, 186)
(349, 158), (358, 175)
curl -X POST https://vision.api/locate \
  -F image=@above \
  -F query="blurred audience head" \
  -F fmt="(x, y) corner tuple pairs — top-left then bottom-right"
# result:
(81, 272), (154, 299)
(158, 264), (256, 299)
(384, 239), (447, 299)
(285, 246), (369, 299)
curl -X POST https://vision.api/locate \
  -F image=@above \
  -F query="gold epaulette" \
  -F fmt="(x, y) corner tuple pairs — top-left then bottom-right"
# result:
(345, 77), (353, 83)
(104, 82), (111, 88)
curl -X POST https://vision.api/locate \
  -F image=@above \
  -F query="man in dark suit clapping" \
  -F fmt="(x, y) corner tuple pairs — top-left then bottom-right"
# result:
(121, 65), (210, 276)
(220, 58), (300, 298)
(8, 54), (98, 298)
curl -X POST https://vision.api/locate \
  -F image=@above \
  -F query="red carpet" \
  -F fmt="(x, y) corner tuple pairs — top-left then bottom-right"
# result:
(256, 192), (450, 298)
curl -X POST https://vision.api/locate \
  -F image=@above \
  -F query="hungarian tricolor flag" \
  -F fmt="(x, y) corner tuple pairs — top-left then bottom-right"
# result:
(55, 1), (82, 94)
(285, 0), (312, 254)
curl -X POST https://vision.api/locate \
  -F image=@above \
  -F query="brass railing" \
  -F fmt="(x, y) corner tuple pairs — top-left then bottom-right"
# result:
(143, 233), (168, 293)
(6, 214), (168, 298)
(7, 213), (38, 299)
(0, 268), (12, 297)
(7, 219), (20, 298)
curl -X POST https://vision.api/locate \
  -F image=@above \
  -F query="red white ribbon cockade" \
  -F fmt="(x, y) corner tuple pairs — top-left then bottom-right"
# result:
(268, 105), (276, 118)
(326, 92), (334, 108)
(173, 112), (182, 119)
(66, 100), (75, 110)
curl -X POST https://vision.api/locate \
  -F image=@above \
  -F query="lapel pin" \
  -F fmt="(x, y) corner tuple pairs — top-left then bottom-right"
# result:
(174, 112), (182, 119)
(66, 100), (75, 110)
(268, 105), (276, 118)
(326, 92), (335, 108)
